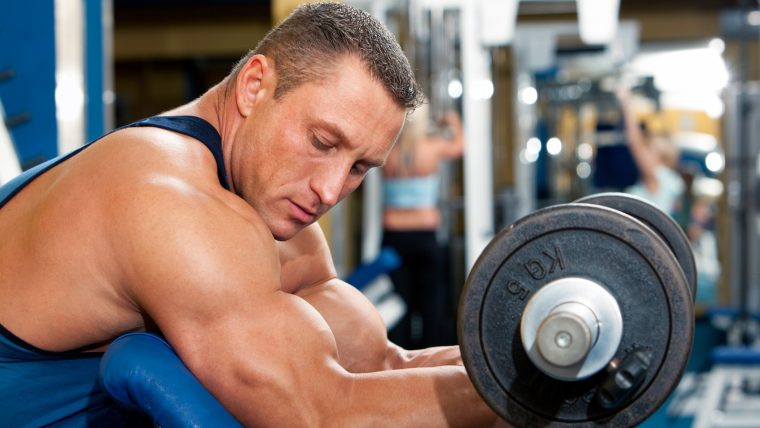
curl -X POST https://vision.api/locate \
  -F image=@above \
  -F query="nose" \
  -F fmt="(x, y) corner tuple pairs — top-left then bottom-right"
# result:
(311, 164), (350, 208)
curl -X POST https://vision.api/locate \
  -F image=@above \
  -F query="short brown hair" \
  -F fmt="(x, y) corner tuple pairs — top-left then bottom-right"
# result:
(230, 2), (422, 110)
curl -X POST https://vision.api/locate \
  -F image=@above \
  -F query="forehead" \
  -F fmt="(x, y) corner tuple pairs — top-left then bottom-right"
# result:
(284, 56), (406, 153)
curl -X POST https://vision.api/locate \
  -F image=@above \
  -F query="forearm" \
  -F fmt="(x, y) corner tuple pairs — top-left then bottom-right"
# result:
(388, 343), (463, 368)
(215, 346), (494, 427)
(441, 120), (464, 159)
(343, 365), (497, 428)
(619, 96), (658, 181)
(373, 344), (502, 427)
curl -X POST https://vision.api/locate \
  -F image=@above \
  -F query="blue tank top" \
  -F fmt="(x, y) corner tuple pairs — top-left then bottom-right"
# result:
(383, 175), (439, 209)
(0, 115), (228, 427)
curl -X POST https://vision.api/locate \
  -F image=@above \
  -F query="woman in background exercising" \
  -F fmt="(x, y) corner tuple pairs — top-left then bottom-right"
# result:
(381, 103), (464, 349)
(618, 87), (685, 217)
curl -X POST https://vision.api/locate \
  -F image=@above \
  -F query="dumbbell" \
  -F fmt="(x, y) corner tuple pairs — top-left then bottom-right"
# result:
(458, 193), (694, 427)
(575, 192), (697, 300)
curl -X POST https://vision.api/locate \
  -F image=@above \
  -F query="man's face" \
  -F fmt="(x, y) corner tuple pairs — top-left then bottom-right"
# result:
(232, 55), (406, 240)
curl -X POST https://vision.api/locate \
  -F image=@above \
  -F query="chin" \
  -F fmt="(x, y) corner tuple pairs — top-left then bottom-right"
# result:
(272, 232), (293, 242)
(270, 223), (304, 242)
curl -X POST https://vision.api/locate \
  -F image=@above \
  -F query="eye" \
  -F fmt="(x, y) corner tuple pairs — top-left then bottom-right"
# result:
(350, 163), (369, 176)
(311, 135), (332, 151)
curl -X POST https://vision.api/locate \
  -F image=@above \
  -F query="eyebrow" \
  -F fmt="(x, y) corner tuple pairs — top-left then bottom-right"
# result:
(317, 119), (350, 146)
(317, 119), (385, 168)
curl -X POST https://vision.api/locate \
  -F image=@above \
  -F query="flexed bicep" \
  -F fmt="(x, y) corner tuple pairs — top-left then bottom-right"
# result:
(113, 184), (347, 426)
(113, 184), (495, 428)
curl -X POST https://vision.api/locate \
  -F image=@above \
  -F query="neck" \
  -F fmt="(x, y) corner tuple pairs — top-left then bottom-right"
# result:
(168, 77), (240, 193)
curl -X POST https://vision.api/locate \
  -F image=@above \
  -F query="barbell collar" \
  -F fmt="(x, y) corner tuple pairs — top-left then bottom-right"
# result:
(521, 277), (623, 381)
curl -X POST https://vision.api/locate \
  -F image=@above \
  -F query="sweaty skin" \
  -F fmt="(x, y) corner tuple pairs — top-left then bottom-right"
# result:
(0, 54), (498, 427)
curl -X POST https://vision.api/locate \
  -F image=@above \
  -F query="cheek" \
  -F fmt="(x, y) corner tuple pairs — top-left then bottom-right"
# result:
(340, 176), (364, 199)
(267, 150), (314, 191)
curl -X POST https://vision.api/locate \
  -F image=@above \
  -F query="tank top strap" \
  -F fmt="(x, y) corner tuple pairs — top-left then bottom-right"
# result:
(127, 116), (230, 190)
(0, 115), (230, 210)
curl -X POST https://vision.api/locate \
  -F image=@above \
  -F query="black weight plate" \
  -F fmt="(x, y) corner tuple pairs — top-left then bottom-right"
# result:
(458, 203), (693, 427)
(575, 192), (697, 301)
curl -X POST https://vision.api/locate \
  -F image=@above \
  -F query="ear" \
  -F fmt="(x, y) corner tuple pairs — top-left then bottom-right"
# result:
(235, 54), (273, 118)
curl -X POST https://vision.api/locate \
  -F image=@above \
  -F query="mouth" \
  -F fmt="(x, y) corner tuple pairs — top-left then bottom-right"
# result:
(288, 200), (317, 224)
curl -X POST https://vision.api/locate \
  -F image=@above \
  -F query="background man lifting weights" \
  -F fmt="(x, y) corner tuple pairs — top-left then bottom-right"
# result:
(0, 2), (501, 426)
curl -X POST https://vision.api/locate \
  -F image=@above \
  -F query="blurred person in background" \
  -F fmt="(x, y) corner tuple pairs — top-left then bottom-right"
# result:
(687, 196), (721, 305)
(382, 103), (464, 349)
(617, 88), (685, 218)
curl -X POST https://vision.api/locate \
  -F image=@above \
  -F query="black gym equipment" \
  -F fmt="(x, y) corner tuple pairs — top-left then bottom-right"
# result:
(575, 192), (698, 300)
(458, 197), (694, 427)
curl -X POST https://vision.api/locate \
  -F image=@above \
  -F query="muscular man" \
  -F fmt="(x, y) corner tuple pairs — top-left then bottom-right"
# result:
(0, 3), (497, 426)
